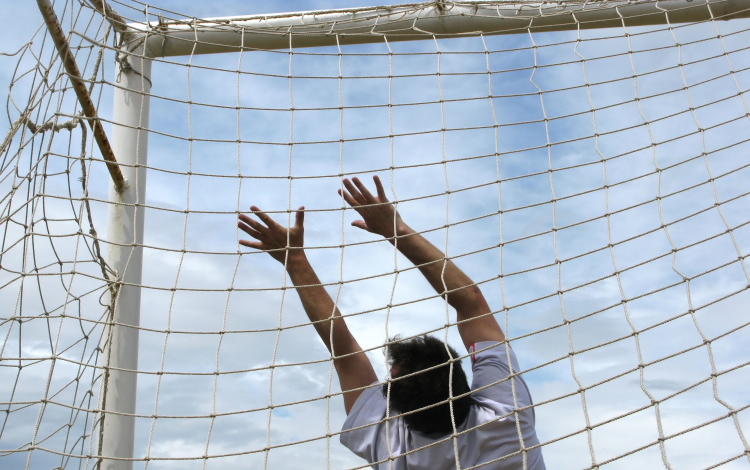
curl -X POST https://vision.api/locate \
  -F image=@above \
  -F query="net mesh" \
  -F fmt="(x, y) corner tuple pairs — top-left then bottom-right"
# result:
(1, 0), (750, 469)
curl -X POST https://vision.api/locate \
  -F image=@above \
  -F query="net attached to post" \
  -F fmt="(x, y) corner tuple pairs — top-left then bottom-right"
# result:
(1, 0), (750, 469)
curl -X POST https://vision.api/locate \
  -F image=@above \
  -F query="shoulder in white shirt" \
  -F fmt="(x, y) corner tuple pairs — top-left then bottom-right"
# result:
(340, 341), (546, 470)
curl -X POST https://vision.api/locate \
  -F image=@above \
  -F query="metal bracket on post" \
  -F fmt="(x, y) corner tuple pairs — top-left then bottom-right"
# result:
(36, 0), (128, 193)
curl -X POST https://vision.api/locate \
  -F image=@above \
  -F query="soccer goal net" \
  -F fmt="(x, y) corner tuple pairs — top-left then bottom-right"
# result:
(2, 0), (750, 469)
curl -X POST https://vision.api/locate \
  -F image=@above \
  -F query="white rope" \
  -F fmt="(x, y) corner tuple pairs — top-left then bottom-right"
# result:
(662, 3), (750, 464)
(2, 1), (750, 469)
(383, 33), (398, 470)
(616, 8), (673, 468)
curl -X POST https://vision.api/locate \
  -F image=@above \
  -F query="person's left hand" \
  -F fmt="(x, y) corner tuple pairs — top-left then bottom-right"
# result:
(238, 206), (305, 263)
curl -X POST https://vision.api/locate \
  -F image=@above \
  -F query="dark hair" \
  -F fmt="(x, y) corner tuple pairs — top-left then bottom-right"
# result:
(383, 335), (472, 435)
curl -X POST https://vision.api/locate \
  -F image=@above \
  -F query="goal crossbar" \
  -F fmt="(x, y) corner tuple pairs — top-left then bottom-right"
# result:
(130, 0), (750, 57)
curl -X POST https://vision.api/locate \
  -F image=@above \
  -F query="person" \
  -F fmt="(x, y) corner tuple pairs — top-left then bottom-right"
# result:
(237, 175), (545, 470)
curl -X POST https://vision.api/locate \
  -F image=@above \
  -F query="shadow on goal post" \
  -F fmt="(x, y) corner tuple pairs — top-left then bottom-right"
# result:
(2, 0), (750, 469)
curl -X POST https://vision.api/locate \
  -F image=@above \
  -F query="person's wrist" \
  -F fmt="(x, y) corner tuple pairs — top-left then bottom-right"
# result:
(387, 223), (413, 244)
(395, 222), (413, 237)
(283, 248), (307, 266)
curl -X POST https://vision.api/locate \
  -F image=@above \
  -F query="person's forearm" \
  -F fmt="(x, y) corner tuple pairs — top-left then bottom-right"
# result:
(284, 252), (350, 353)
(338, 175), (503, 350)
(284, 251), (378, 409)
(388, 224), (485, 315)
(238, 204), (377, 411)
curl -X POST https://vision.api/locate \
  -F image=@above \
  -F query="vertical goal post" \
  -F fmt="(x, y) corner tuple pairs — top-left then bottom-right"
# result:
(3, 0), (750, 469)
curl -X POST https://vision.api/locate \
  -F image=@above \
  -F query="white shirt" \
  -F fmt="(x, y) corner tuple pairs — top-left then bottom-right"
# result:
(340, 342), (546, 470)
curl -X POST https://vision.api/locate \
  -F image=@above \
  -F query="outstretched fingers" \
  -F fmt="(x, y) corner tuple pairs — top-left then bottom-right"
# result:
(238, 214), (268, 235)
(249, 206), (278, 229)
(351, 220), (369, 232)
(338, 188), (359, 208)
(238, 208), (276, 251)
(238, 220), (263, 239)
(294, 206), (305, 229)
(372, 175), (389, 202)
(238, 239), (264, 250)
(343, 179), (368, 205)
(352, 177), (377, 203)
(238, 206), (305, 263)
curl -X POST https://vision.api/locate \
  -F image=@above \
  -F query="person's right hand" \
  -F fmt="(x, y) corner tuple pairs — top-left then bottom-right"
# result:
(338, 175), (407, 240)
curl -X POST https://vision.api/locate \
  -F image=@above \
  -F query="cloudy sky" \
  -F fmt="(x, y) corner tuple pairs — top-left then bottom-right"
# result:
(1, 1), (750, 469)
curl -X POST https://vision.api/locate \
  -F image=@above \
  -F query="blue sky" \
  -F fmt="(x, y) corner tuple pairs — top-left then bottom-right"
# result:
(1, 1), (750, 469)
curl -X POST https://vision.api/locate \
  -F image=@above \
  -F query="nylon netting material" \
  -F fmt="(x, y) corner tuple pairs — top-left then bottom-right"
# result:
(1, 0), (750, 469)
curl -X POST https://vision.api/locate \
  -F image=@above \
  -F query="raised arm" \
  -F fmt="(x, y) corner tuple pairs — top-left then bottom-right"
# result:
(238, 206), (377, 413)
(339, 176), (505, 351)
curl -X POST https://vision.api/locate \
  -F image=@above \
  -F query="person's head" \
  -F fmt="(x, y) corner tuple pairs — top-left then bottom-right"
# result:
(383, 335), (472, 435)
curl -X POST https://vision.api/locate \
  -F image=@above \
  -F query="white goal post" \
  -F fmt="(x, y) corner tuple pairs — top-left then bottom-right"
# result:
(3, 0), (750, 469)
(133, 0), (750, 56)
